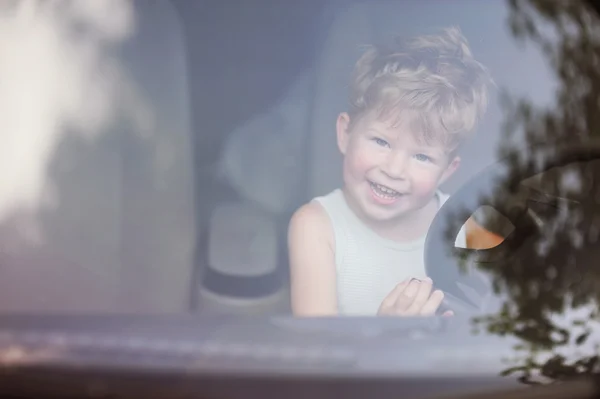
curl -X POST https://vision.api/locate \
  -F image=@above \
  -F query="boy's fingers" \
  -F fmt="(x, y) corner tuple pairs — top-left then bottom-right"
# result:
(405, 278), (433, 315)
(394, 279), (421, 313)
(379, 279), (411, 313)
(419, 290), (444, 316)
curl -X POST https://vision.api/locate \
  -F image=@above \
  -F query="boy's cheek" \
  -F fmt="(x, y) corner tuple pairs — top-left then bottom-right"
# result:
(345, 149), (375, 174)
(411, 173), (442, 195)
(342, 156), (365, 182)
(413, 184), (439, 198)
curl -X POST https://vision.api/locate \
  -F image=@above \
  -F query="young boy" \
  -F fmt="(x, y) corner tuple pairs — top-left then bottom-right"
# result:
(288, 27), (502, 317)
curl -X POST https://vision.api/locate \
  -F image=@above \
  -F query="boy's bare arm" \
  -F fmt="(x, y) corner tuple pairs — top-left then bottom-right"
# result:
(288, 202), (338, 316)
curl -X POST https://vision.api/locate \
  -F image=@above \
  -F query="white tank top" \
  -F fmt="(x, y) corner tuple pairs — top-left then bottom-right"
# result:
(313, 189), (466, 315)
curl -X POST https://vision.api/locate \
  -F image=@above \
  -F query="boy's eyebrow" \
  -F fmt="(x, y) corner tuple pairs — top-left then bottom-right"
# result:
(410, 140), (447, 156)
(365, 124), (448, 154)
(366, 127), (396, 138)
(415, 145), (444, 155)
(365, 127), (385, 134)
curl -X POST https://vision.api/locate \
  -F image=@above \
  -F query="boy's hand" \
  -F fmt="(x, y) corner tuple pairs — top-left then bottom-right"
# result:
(377, 277), (453, 317)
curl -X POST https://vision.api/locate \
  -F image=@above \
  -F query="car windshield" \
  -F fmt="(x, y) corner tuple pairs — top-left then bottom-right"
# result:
(1, 0), (600, 394)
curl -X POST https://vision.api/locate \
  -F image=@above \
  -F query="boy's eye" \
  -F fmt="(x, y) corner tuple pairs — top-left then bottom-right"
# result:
(372, 137), (390, 147)
(414, 153), (433, 163)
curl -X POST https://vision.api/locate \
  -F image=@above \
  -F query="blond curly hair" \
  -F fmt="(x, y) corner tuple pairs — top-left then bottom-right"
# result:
(348, 27), (493, 152)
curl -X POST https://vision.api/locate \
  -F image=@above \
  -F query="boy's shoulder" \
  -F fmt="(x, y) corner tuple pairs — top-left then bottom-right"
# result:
(288, 200), (335, 251)
(289, 200), (330, 233)
(290, 189), (343, 224)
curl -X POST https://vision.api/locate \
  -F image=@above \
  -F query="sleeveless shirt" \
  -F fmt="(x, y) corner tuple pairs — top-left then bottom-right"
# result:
(313, 189), (466, 315)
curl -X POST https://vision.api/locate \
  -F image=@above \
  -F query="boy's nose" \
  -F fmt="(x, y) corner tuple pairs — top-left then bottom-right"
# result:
(381, 152), (408, 179)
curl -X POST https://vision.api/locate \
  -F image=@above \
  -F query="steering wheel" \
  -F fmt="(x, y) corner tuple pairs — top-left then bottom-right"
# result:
(424, 141), (600, 315)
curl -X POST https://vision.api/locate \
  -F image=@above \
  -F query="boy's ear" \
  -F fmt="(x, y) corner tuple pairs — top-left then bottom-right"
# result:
(336, 112), (351, 155)
(439, 156), (461, 185)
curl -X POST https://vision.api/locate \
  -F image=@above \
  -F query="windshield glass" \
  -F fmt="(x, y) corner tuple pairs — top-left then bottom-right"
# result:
(1, 0), (600, 389)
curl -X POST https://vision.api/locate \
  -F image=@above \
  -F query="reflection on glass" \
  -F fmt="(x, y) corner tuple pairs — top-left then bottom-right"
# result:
(442, 0), (600, 384)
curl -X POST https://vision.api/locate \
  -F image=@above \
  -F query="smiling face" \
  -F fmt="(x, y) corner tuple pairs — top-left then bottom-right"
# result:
(336, 109), (460, 227)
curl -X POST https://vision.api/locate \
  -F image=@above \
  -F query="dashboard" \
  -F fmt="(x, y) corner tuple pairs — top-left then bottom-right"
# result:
(0, 315), (534, 399)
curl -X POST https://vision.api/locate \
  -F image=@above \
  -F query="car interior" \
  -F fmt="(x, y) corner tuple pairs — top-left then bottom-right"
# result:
(2, 0), (554, 315)
(0, 0), (555, 315)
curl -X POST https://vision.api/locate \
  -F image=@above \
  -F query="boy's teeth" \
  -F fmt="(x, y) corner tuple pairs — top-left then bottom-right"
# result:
(376, 184), (397, 194)
(370, 182), (400, 198)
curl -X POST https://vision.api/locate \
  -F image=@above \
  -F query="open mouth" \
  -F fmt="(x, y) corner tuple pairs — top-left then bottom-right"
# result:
(369, 181), (404, 200)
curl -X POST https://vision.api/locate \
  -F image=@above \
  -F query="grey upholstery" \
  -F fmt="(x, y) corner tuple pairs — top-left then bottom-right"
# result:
(0, 1), (196, 313)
